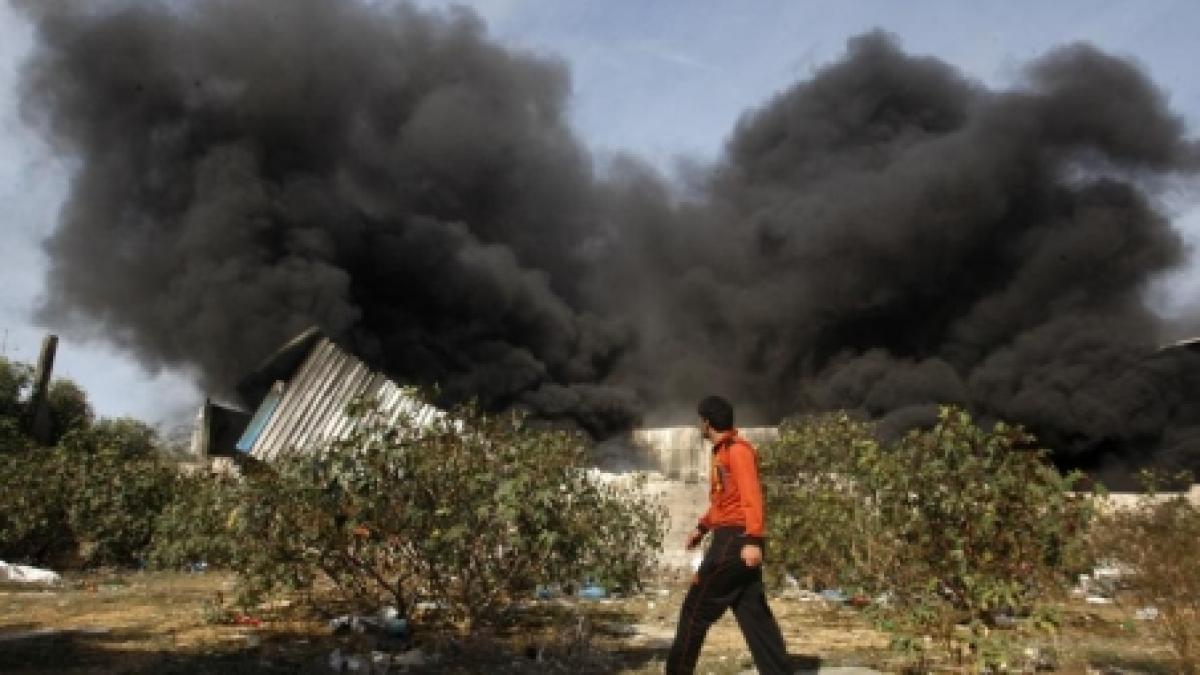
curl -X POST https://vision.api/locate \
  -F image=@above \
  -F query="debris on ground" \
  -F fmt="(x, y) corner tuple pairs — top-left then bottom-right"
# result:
(0, 561), (61, 584)
(819, 588), (849, 604)
(1134, 606), (1159, 620)
(578, 582), (607, 600)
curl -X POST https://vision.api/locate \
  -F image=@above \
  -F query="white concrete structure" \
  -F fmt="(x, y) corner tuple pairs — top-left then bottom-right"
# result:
(609, 426), (780, 570)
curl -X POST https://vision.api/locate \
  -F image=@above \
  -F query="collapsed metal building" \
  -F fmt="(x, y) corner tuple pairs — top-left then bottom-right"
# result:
(190, 328), (440, 464)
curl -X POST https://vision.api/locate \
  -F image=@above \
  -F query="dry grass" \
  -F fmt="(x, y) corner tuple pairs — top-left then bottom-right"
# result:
(0, 571), (1180, 674)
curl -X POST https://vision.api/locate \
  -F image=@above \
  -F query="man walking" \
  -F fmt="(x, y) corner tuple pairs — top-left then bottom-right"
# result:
(666, 395), (790, 674)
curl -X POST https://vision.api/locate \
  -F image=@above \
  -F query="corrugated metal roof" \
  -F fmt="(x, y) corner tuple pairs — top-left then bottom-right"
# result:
(245, 336), (441, 461)
(1162, 336), (1200, 351)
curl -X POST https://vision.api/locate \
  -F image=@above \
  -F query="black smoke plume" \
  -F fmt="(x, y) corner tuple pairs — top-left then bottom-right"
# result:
(16, 1), (1200, 471)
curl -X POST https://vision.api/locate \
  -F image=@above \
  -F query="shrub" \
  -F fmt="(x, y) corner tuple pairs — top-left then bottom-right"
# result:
(759, 411), (895, 592)
(153, 397), (667, 628)
(0, 357), (32, 453)
(0, 425), (179, 567)
(1093, 472), (1200, 674)
(761, 406), (1094, 670)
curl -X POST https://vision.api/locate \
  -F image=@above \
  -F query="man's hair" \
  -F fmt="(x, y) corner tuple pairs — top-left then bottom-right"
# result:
(697, 395), (735, 432)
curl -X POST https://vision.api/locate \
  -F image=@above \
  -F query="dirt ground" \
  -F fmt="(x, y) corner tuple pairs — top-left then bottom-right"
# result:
(0, 571), (1181, 674)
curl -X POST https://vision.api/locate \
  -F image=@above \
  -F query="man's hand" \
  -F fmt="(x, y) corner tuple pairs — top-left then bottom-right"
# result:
(685, 528), (705, 550)
(741, 543), (762, 568)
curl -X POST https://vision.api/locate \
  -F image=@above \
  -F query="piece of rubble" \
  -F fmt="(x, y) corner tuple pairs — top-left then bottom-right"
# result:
(392, 648), (428, 667)
(0, 561), (61, 584)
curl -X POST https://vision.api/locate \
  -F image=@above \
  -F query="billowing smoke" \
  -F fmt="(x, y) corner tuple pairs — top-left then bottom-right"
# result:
(18, 0), (637, 433)
(16, 1), (1200, 470)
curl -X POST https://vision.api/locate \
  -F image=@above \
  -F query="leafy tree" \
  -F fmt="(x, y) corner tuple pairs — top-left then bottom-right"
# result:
(44, 378), (93, 444)
(0, 420), (178, 567)
(761, 406), (1095, 671)
(82, 417), (159, 457)
(153, 396), (667, 628)
(0, 357), (32, 453)
(0, 356), (31, 418)
(1094, 471), (1200, 674)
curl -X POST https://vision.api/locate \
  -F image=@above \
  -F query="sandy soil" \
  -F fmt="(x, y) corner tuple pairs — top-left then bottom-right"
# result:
(0, 572), (1180, 674)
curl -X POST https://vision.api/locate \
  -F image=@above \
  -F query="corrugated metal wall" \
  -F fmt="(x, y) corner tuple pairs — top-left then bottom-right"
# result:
(245, 337), (441, 461)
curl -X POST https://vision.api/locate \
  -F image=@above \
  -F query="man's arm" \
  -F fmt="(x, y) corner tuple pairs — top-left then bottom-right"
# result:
(729, 441), (765, 547)
(686, 506), (715, 549)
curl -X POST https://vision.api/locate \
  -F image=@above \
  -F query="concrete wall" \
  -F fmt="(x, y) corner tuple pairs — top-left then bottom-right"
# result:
(608, 426), (780, 570)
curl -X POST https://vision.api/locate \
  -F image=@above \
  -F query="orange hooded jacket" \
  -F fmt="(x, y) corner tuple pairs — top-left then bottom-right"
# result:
(696, 429), (765, 546)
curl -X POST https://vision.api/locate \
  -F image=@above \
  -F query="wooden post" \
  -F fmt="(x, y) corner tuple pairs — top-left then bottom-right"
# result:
(27, 334), (58, 445)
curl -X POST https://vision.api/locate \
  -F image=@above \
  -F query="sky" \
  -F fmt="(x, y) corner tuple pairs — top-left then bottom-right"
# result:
(1, 0), (1197, 429)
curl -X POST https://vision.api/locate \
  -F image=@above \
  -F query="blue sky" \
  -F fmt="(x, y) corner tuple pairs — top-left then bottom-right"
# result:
(1, 0), (1197, 428)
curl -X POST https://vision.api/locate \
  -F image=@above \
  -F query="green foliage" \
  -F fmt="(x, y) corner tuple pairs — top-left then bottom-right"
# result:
(153, 397), (666, 628)
(1094, 471), (1200, 674)
(760, 412), (892, 592)
(0, 356), (32, 453)
(149, 471), (242, 570)
(78, 417), (160, 458)
(761, 406), (1095, 670)
(0, 423), (179, 567)
(0, 356), (31, 418)
(44, 379), (93, 444)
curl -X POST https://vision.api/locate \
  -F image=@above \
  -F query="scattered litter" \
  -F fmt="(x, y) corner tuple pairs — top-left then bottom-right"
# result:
(0, 561), (61, 585)
(993, 613), (1017, 628)
(1085, 595), (1114, 605)
(629, 624), (676, 648)
(1135, 606), (1159, 621)
(578, 583), (607, 600)
(379, 607), (408, 639)
(258, 598), (293, 611)
(233, 614), (263, 627)
(820, 588), (848, 604)
(1026, 646), (1059, 671)
(786, 589), (823, 602)
(189, 561), (209, 573)
(392, 648), (428, 667)
(600, 621), (638, 637)
(1073, 562), (1129, 600)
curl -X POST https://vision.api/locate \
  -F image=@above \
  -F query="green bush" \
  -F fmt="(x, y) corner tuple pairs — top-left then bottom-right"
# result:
(0, 425), (179, 568)
(1093, 472), (1200, 674)
(761, 406), (1094, 670)
(0, 357), (32, 453)
(153, 397), (667, 628)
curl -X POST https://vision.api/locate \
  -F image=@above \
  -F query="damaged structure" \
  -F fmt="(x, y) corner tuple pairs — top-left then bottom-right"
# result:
(190, 328), (440, 466)
(189, 328), (778, 568)
(191, 329), (1200, 567)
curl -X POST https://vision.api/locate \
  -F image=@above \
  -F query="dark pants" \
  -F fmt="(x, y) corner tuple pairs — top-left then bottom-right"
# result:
(665, 526), (790, 674)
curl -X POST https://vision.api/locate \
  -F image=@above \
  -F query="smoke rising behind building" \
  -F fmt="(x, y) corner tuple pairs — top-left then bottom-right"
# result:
(14, 0), (1200, 471)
